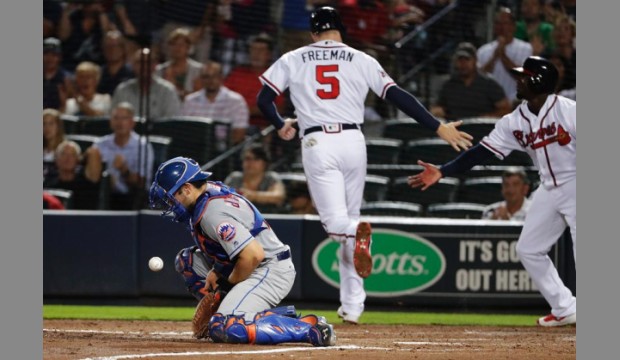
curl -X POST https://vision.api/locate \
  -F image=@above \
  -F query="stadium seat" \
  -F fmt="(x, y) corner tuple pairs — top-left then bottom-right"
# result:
(382, 118), (437, 142)
(150, 116), (229, 166)
(457, 117), (498, 143)
(388, 176), (459, 206)
(364, 175), (390, 202)
(148, 135), (172, 169)
(361, 201), (422, 217)
(76, 116), (112, 136)
(458, 177), (504, 204)
(481, 150), (533, 167)
(366, 164), (423, 179)
(426, 202), (487, 219)
(366, 138), (403, 165)
(65, 134), (100, 152)
(401, 138), (458, 165)
(60, 114), (79, 135)
(44, 188), (74, 209)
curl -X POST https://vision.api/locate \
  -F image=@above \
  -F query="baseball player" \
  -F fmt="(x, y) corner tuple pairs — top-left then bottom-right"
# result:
(149, 156), (336, 346)
(256, 6), (473, 324)
(408, 56), (576, 327)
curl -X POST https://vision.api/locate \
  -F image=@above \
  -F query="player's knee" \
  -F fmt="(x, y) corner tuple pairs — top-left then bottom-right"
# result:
(175, 246), (210, 300)
(322, 216), (352, 241)
(515, 241), (536, 258)
(208, 313), (251, 344)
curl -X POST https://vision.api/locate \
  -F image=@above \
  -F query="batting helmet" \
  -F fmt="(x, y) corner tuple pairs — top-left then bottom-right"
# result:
(149, 157), (211, 222)
(510, 56), (559, 95)
(310, 6), (346, 35)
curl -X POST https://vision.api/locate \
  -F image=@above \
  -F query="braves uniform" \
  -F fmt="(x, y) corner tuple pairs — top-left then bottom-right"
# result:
(481, 94), (576, 317)
(260, 40), (396, 319)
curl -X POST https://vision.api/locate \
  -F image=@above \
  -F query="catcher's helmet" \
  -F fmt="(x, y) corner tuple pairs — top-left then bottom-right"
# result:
(310, 6), (346, 34)
(510, 56), (559, 94)
(149, 157), (211, 222)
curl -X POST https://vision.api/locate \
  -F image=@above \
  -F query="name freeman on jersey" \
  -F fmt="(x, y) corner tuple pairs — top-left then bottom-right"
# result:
(301, 49), (355, 63)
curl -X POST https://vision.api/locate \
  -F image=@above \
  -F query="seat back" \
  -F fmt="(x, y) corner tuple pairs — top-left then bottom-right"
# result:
(363, 174), (390, 202)
(388, 176), (459, 207)
(457, 117), (498, 143)
(60, 114), (79, 135)
(361, 201), (423, 217)
(65, 134), (100, 152)
(401, 138), (457, 165)
(382, 118), (438, 142)
(426, 202), (487, 219)
(458, 177), (504, 204)
(366, 138), (403, 165)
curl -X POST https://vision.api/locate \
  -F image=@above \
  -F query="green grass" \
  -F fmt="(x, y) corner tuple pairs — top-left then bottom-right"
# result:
(43, 305), (538, 326)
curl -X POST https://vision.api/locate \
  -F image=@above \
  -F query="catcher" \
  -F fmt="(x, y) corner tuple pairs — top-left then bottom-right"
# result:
(149, 156), (336, 346)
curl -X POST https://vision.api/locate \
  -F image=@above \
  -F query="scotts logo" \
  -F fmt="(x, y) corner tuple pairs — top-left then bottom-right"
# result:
(312, 229), (446, 297)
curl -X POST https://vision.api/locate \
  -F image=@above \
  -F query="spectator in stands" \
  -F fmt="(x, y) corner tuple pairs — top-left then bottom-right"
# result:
(43, 37), (74, 112)
(477, 7), (532, 103)
(279, 0), (333, 54)
(112, 49), (181, 119)
(431, 42), (511, 121)
(287, 181), (317, 215)
(515, 0), (554, 56)
(182, 61), (249, 151)
(340, 0), (391, 57)
(93, 102), (154, 210)
(97, 30), (134, 96)
(64, 61), (111, 116)
(212, 0), (273, 76)
(224, 143), (286, 213)
(547, 53), (575, 100)
(57, 1), (115, 71)
(43, 108), (66, 183)
(225, 33), (284, 133)
(157, 0), (217, 64)
(155, 28), (204, 100)
(482, 167), (532, 221)
(44, 140), (103, 210)
(43, 191), (66, 210)
(545, 16), (575, 91)
(543, 0), (565, 25)
(44, 0), (63, 38)
(559, 0), (575, 22)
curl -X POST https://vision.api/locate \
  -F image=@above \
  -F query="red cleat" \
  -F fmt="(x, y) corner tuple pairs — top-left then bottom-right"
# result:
(353, 222), (373, 278)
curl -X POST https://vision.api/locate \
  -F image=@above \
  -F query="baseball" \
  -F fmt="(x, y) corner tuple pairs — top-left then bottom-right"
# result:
(148, 256), (164, 272)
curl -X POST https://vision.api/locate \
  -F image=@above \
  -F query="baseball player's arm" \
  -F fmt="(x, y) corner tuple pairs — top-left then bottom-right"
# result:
(227, 239), (265, 284)
(407, 144), (494, 190)
(257, 85), (297, 140)
(385, 86), (473, 151)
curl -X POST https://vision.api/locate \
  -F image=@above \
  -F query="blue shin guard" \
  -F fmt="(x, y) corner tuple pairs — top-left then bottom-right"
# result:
(208, 312), (334, 346)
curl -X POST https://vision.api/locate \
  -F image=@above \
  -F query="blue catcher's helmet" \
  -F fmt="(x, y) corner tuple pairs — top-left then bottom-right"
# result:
(149, 157), (212, 222)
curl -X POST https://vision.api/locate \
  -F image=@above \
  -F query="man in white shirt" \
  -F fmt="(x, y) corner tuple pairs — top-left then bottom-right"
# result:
(477, 7), (533, 103)
(182, 61), (249, 152)
(482, 167), (532, 221)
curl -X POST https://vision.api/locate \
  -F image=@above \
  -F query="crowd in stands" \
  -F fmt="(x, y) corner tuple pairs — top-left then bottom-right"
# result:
(43, 0), (575, 218)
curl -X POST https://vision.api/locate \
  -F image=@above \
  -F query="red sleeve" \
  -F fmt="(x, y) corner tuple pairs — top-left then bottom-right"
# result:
(43, 192), (65, 210)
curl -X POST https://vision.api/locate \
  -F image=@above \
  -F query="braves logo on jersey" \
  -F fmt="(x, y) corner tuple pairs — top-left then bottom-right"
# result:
(512, 122), (572, 150)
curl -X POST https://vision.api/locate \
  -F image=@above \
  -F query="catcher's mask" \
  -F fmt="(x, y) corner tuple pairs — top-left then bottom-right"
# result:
(149, 157), (212, 223)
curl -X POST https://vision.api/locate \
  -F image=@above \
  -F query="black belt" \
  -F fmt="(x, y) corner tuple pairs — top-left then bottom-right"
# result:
(276, 249), (291, 261)
(303, 123), (361, 136)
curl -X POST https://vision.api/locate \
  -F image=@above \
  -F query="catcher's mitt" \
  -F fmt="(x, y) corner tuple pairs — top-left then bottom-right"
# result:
(192, 289), (224, 339)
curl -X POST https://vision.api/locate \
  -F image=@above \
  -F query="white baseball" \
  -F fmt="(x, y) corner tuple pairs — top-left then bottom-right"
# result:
(148, 256), (164, 272)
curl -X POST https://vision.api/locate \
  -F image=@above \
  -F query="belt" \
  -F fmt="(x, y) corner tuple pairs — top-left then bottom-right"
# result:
(303, 123), (361, 136)
(276, 249), (291, 261)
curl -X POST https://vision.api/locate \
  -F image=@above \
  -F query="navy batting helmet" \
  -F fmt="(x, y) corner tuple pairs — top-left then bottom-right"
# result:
(310, 6), (346, 34)
(149, 157), (211, 222)
(510, 56), (559, 94)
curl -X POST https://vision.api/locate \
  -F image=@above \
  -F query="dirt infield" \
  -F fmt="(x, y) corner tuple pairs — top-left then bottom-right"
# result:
(43, 319), (575, 360)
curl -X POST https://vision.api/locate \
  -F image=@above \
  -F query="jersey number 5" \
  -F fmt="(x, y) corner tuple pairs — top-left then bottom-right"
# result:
(316, 65), (340, 99)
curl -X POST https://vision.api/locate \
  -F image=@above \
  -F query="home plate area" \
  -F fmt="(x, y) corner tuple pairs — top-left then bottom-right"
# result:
(44, 320), (575, 360)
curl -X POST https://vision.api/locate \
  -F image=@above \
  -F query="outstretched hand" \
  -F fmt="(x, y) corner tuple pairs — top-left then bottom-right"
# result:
(436, 120), (473, 152)
(407, 160), (442, 191)
(277, 118), (298, 141)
